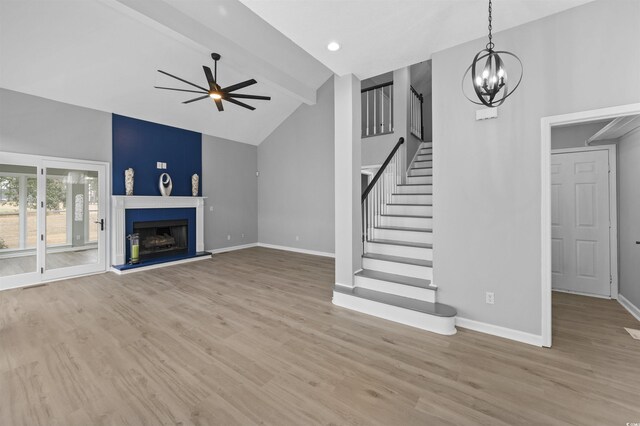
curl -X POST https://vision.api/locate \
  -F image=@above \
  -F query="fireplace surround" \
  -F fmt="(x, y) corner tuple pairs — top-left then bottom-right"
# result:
(111, 196), (205, 268)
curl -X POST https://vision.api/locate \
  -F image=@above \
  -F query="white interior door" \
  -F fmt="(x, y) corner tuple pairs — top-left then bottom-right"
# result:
(551, 150), (611, 297)
(41, 160), (107, 281)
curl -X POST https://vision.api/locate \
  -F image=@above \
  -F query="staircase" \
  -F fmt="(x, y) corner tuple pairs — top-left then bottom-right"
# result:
(333, 139), (457, 335)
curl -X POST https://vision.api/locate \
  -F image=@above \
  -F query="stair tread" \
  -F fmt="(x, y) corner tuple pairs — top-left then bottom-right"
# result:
(356, 269), (434, 289)
(363, 253), (433, 267)
(411, 166), (433, 170)
(388, 203), (432, 206)
(375, 226), (432, 233)
(398, 184), (431, 187)
(381, 214), (433, 218)
(368, 238), (433, 249)
(335, 287), (456, 317)
(392, 192), (431, 196)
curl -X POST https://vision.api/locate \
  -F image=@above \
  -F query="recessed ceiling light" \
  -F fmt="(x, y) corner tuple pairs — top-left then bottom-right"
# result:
(327, 42), (340, 52)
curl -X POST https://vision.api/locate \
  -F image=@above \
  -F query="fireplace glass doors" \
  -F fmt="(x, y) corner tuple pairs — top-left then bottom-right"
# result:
(133, 219), (188, 262)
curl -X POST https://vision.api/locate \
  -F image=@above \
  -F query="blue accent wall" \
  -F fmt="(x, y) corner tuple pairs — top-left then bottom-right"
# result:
(112, 114), (202, 196)
(125, 208), (196, 263)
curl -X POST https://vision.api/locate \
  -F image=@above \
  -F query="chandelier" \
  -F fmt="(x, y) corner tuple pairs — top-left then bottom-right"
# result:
(462, 0), (523, 107)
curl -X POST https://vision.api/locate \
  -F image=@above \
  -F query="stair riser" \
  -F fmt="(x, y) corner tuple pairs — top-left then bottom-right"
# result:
(391, 194), (432, 204)
(416, 154), (432, 161)
(379, 215), (432, 228)
(413, 161), (433, 168)
(386, 204), (432, 216)
(362, 257), (433, 280)
(406, 175), (432, 184)
(396, 185), (432, 194)
(354, 276), (436, 303)
(409, 168), (432, 177)
(421, 142), (433, 148)
(332, 291), (456, 336)
(373, 228), (432, 244)
(366, 242), (433, 260)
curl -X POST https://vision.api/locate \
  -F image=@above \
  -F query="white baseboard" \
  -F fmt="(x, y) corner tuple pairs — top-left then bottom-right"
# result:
(456, 317), (543, 347)
(552, 288), (612, 300)
(207, 243), (258, 254)
(618, 294), (640, 322)
(256, 243), (335, 258)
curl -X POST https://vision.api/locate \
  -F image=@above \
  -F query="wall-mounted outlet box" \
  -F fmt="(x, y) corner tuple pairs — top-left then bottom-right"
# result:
(156, 162), (163, 169)
(227, 235), (231, 241)
(209, 206), (213, 212)
(486, 292), (495, 305)
(476, 108), (498, 121)
(241, 233), (244, 239)
(295, 235), (300, 241)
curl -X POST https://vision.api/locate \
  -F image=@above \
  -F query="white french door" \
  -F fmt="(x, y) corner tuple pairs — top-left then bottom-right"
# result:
(551, 148), (614, 298)
(0, 153), (108, 290)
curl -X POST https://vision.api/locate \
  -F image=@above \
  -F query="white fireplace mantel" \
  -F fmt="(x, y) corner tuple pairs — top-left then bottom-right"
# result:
(111, 196), (206, 266)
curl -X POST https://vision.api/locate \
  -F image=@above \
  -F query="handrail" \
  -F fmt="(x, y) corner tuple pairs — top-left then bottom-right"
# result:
(361, 81), (393, 93)
(362, 137), (404, 203)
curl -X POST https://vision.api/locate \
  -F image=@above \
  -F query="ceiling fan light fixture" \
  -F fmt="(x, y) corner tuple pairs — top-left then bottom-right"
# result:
(462, 0), (523, 108)
(154, 52), (271, 112)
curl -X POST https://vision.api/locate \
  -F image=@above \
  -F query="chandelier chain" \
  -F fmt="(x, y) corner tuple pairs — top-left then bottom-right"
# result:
(487, 0), (494, 51)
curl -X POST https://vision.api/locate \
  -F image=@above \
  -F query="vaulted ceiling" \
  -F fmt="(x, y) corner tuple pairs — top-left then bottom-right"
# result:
(1, 0), (594, 145)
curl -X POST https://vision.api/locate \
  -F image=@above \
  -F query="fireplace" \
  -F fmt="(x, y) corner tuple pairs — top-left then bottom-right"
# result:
(133, 219), (188, 261)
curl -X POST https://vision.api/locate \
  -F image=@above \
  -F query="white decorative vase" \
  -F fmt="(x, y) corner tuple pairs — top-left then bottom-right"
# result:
(191, 174), (199, 196)
(159, 173), (172, 196)
(124, 168), (134, 196)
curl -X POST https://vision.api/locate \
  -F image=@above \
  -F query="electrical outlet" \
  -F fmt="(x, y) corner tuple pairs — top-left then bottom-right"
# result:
(241, 233), (244, 239)
(209, 206), (213, 212)
(486, 292), (495, 305)
(295, 235), (300, 241)
(163, 163), (167, 169)
(227, 235), (231, 241)
(156, 162), (163, 169)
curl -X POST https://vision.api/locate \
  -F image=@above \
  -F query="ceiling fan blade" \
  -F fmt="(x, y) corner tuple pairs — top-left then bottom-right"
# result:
(158, 70), (209, 92)
(202, 66), (216, 89)
(224, 97), (255, 111)
(154, 86), (208, 95)
(222, 79), (257, 93)
(225, 93), (271, 101)
(183, 95), (210, 104)
(214, 99), (224, 111)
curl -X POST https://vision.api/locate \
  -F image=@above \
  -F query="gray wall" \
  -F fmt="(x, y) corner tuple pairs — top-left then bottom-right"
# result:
(202, 135), (258, 251)
(257, 77), (335, 254)
(432, 0), (640, 335)
(618, 129), (640, 310)
(551, 121), (609, 149)
(0, 88), (112, 162)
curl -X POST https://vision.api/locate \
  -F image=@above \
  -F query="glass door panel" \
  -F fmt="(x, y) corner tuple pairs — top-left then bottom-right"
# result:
(43, 162), (106, 278)
(0, 164), (38, 279)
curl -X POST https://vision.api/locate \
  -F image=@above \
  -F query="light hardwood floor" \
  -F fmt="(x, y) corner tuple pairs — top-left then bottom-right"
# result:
(0, 247), (639, 425)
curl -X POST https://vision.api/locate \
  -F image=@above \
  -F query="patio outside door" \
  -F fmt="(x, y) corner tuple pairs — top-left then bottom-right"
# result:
(0, 154), (108, 290)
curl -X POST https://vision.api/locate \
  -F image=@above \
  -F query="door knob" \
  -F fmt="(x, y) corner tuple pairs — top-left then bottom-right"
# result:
(94, 219), (105, 231)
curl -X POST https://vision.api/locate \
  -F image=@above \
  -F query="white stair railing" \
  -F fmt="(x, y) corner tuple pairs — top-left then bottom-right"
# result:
(361, 82), (394, 138)
(410, 86), (424, 140)
(362, 137), (406, 254)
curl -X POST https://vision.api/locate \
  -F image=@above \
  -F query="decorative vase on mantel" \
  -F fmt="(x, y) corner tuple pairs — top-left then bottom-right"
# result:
(159, 172), (173, 196)
(124, 168), (134, 196)
(191, 174), (199, 196)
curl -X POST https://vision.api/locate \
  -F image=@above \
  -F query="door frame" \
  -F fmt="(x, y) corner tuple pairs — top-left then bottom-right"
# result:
(0, 151), (110, 290)
(541, 102), (640, 347)
(550, 145), (618, 300)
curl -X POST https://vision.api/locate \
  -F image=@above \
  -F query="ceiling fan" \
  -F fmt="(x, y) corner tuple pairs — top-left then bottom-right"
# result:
(154, 53), (271, 111)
